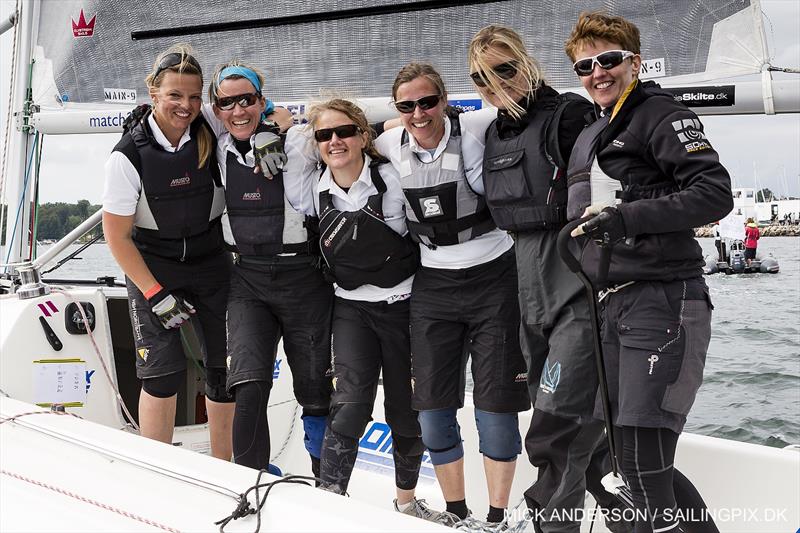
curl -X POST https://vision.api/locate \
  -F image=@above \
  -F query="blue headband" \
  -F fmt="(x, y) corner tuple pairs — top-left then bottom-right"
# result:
(218, 66), (261, 93)
(216, 66), (274, 117)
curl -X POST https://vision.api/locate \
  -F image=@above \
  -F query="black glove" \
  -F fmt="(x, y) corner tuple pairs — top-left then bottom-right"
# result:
(581, 207), (627, 245)
(252, 131), (287, 178)
(146, 288), (195, 329)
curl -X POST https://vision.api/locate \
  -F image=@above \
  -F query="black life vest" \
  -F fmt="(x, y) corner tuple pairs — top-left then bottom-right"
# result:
(223, 151), (317, 256)
(483, 93), (584, 232)
(399, 117), (495, 247)
(565, 114), (618, 221)
(113, 110), (225, 260)
(318, 161), (419, 290)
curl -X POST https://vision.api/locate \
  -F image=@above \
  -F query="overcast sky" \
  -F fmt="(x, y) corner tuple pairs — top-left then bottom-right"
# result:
(1, 0), (798, 204)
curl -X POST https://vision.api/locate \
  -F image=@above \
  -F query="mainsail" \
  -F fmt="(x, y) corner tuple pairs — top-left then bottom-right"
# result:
(34, 0), (768, 108)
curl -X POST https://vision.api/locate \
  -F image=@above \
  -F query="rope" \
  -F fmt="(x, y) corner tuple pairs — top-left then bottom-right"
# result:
(0, 409), (82, 425)
(0, 468), (182, 533)
(268, 400), (299, 464)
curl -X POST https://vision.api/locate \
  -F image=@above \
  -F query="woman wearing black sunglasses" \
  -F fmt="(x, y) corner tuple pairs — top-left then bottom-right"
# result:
(291, 98), (451, 523)
(202, 60), (334, 478)
(468, 24), (632, 533)
(103, 44), (234, 459)
(374, 62), (529, 527)
(565, 12), (730, 533)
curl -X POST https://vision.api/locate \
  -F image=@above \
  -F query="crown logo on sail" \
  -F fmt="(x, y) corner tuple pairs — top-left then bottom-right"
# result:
(71, 9), (97, 38)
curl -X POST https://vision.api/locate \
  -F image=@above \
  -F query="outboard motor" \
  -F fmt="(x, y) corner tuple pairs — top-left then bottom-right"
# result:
(728, 240), (746, 274)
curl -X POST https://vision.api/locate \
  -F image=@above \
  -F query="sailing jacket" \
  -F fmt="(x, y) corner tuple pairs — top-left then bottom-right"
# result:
(744, 225), (760, 249)
(483, 84), (592, 232)
(569, 81), (733, 284)
(113, 110), (226, 261)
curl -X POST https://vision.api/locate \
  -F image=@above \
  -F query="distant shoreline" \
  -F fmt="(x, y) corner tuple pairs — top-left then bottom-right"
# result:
(695, 225), (799, 237)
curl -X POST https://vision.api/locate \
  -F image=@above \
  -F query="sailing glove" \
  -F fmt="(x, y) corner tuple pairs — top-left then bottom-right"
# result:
(146, 288), (195, 329)
(253, 131), (287, 179)
(580, 207), (627, 245)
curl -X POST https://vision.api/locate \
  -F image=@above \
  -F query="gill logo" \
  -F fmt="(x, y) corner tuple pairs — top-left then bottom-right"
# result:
(420, 197), (443, 218)
(539, 359), (561, 394)
(648, 354), (659, 375)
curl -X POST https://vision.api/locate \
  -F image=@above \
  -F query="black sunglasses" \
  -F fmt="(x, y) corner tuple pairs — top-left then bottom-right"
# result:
(153, 52), (202, 80)
(314, 124), (362, 142)
(573, 50), (635, 77)
(393, 94), (442, 114)
(470, 61), (518, 88)
(215, 93), (261, 111)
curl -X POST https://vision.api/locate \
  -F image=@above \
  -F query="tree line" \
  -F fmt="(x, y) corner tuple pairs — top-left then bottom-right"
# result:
(0, 200), (102, 244)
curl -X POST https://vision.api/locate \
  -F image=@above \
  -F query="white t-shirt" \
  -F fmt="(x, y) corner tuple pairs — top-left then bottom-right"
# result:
(374, 108), (513, 270)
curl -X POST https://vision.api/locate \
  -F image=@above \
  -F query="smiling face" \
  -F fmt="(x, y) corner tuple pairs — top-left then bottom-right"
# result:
(394, 76), (447, 150)
(575, 39), (640, 110)
(212, 77), (266, 141)
(471, 44), (527, 110)
(314, 109), (368, 181)
(149, 71), (203, 145)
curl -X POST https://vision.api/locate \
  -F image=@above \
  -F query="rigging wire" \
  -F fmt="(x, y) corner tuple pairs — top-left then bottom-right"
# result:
(2, 130), (37, 268)
(42, 232), (103, 274)
(0, 1), (20, 236)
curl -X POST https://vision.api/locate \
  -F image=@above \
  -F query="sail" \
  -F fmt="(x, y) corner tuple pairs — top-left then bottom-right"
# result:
(34, 0), (768, 110)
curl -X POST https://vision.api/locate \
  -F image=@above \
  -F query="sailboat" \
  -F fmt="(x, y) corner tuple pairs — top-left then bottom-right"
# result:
(2, 1), (798, 531)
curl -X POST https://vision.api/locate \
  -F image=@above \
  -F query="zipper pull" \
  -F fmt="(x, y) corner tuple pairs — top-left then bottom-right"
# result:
(352, 223), (358, 240)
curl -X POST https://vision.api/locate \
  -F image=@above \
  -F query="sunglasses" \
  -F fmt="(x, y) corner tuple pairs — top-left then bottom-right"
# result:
(314, 124), (362, 142)
(154, 52), (202, 80)
(573, 50), (635, 77)
(470, 61), (518, 88)
(215, 93), (261, 111)
(393, 94), (442, 114)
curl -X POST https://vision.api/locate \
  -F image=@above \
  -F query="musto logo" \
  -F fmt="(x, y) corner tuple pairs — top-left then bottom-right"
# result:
(242, 188), (262, 201)
(170, 173), (191, 187)
(357, 421), (436, 484)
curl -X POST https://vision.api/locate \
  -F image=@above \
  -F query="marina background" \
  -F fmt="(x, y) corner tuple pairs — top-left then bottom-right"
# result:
(40, 237), (800, 449)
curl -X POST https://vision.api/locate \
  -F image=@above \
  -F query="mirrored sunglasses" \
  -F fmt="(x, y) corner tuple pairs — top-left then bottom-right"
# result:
(154, 52), (202, 80)
(573, 50), (635, 77)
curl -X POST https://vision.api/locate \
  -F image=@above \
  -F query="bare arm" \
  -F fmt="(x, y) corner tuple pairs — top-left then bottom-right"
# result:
(102, 211), (158, 293)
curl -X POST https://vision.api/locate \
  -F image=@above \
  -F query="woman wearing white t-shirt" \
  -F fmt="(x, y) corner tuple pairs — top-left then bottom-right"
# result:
(374, 62), (529, 526)
(102, 44), (234, 460)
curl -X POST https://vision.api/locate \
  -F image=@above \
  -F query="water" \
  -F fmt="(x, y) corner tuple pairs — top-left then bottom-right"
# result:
(35, 237), (800, 448)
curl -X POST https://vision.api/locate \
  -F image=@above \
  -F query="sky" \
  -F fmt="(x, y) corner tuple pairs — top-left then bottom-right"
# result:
(1, 0), (799, 205)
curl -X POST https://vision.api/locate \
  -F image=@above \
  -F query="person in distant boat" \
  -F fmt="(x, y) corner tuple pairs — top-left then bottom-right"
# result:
(375, 63), (530, 527)
(285, 97), (446, 523)
(713, 222), (726, 263)
(744, 218), (760, 265)
(205, 60), (333, 477)
(102, 44), (234, 459)
(468, 25), (632, 533)
(565, 12), (731, 533)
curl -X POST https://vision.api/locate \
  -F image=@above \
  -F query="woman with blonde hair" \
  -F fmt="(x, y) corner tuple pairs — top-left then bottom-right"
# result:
(291, 98), (442, 522)
(468, 24), (630, 533)
(103, 44), (234, 459)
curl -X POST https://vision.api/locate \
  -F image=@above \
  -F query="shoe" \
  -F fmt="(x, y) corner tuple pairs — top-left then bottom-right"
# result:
(394, 498), (456, 525)
(454, 514), (509, 532)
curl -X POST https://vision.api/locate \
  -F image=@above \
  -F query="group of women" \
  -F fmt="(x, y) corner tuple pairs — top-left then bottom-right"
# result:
(103, 11), (732, 533)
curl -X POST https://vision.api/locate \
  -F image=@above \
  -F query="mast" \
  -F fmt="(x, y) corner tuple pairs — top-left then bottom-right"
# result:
(2, 0), (39, 271)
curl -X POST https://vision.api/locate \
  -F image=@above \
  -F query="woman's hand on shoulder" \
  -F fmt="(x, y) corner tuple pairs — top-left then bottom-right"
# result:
(267, 107), (295, 133)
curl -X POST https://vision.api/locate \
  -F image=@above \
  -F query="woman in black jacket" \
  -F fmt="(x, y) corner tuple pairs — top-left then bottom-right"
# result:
(565, 12), (731, 533)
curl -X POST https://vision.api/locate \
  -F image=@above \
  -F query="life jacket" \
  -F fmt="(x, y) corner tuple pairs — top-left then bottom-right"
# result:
(223, 150), (317, 256)
(398, 117), (495, 248)
(318, 160), (419, 290)
(483, 93), (583, 231)
(114, 109), (226, 259)
(564, 114), (621, 221)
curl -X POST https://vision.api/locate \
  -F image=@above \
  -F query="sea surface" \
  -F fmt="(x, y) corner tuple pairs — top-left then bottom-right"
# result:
(34, 237), (800, 448)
